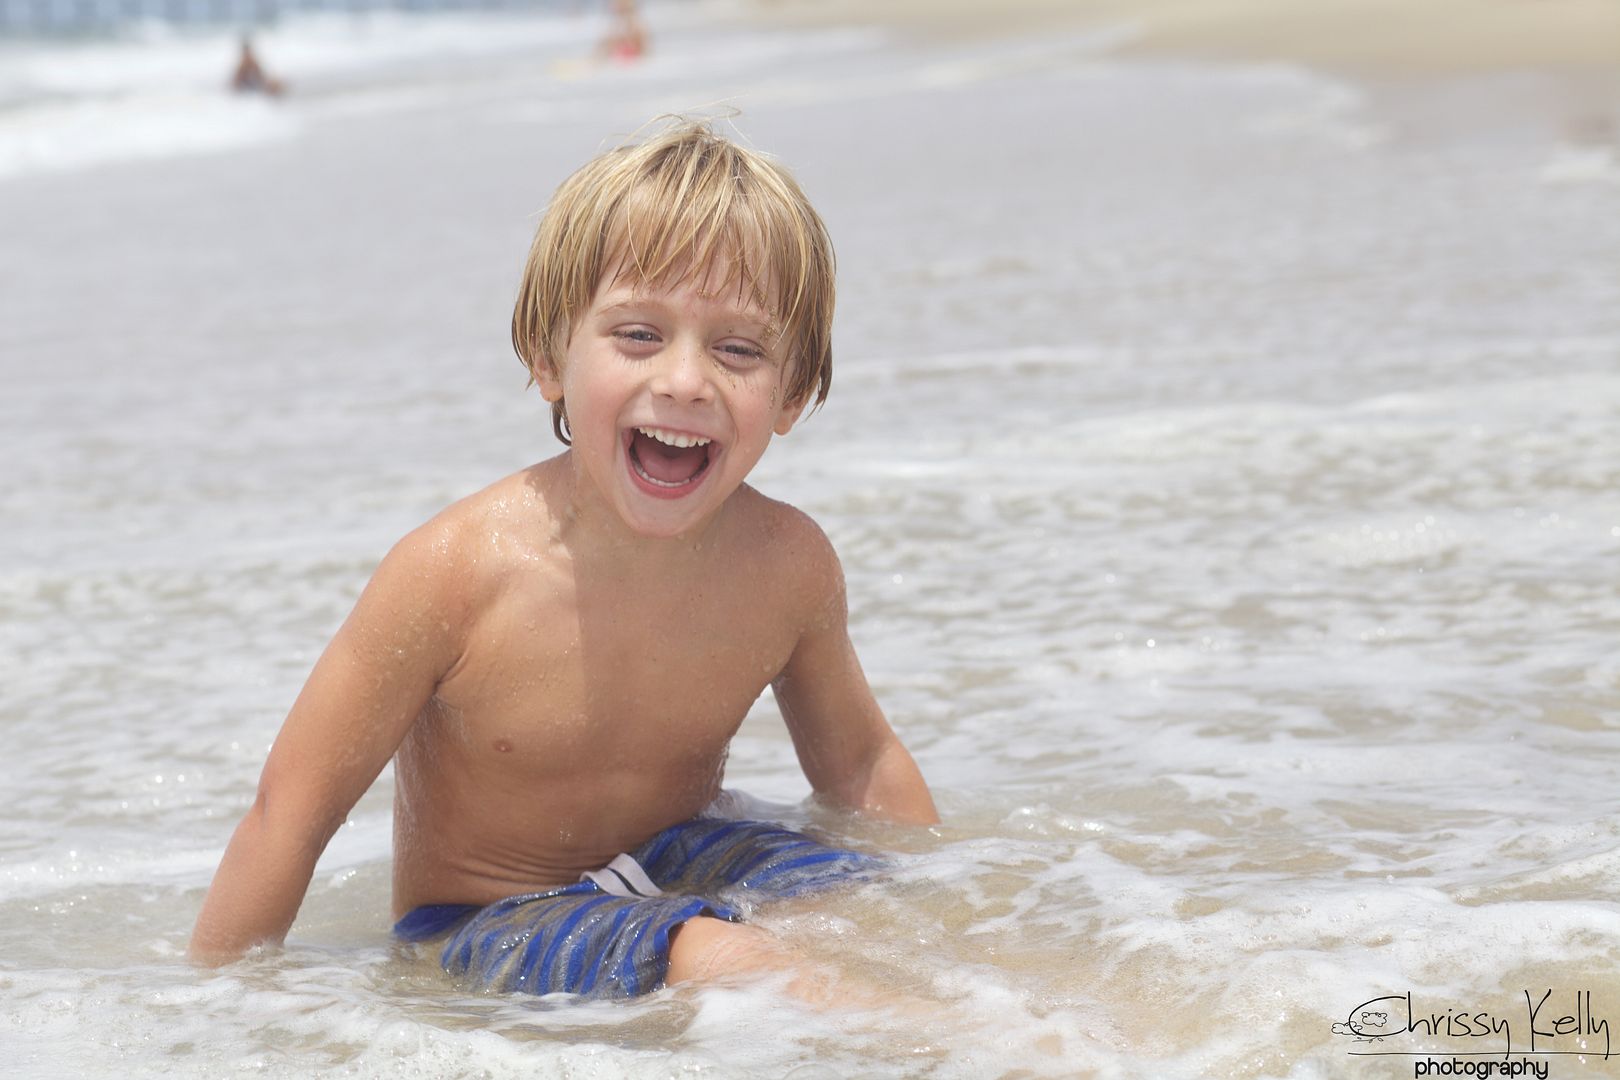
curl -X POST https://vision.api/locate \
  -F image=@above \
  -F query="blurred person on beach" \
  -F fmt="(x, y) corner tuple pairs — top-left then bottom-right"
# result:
(230, 35), (285, 97)
(598, 0), (648, 62)
(189, 118), (938, 1005)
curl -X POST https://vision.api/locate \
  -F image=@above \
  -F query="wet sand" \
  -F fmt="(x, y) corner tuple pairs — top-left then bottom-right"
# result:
(737, 0), (1620, 150)
(739, 0), (1620, 73)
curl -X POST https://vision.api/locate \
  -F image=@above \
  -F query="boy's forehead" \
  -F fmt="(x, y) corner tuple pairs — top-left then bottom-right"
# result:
(595, 258), (778, 323)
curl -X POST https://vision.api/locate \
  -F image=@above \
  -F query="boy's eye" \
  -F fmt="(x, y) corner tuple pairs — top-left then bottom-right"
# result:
(716, 341), (766, 364)
(613, 328), (660, 345)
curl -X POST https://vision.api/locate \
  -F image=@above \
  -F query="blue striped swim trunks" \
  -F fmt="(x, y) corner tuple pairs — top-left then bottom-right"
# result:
(393, 818), (882, 1000)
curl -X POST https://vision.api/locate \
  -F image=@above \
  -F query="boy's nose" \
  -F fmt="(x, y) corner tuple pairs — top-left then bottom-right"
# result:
(650, 346), (714, 403)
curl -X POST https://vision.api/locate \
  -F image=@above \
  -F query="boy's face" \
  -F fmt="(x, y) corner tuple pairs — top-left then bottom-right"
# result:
(536, 265), (804, 540)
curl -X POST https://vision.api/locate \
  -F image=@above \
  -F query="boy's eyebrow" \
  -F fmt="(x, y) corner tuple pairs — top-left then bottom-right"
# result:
(594, 294), (776, 331)
(594, 298), (648, 318)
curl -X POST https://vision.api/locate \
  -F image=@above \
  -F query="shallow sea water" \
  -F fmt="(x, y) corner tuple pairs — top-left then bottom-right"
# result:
(2, 3), (1619, 1077)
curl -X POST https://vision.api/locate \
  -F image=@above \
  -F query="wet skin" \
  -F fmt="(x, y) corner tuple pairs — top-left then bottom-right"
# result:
(188, 273), (936, 961)
(388, 464), (833, 914)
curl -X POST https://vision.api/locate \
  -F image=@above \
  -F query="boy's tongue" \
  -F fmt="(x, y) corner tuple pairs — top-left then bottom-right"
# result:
(631, 430), (708, 485)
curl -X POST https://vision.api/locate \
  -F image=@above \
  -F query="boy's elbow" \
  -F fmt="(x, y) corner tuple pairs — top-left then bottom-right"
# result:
(251, 770), (350, 857)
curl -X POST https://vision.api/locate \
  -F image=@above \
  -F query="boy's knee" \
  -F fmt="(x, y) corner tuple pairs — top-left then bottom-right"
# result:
(666, 916), (782, 986)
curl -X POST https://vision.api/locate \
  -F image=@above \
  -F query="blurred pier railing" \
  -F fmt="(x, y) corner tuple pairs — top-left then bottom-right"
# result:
(1, 0), (556, 33)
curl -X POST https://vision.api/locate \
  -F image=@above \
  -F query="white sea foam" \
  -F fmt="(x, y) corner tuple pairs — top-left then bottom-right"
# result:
(0, 9), (600, 180)
(0, 90), (297, 178)
(1538, 142), (1620, 186)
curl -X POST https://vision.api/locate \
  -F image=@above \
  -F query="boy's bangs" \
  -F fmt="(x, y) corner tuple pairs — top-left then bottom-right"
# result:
(602, 179), (783, 335)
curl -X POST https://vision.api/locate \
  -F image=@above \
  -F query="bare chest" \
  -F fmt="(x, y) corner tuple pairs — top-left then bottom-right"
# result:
(430, 573), (797, 772)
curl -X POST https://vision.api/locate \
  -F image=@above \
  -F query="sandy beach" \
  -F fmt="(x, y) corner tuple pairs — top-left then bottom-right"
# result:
(740, 0), (1620, 73)
(737, 0), (1620, 142)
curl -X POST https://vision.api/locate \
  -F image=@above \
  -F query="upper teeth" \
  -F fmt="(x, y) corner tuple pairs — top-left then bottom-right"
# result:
(638, 427), (711, 449)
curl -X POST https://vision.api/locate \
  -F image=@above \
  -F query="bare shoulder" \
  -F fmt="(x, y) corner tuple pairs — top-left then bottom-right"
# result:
(729, 486), (846, 624)
(378, 461), (564, 613)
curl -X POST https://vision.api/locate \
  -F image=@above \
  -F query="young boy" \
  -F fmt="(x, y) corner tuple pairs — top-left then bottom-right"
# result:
(189, 119), (938, 1000)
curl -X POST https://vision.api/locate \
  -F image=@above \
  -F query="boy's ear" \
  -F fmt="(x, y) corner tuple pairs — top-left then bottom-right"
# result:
(533, 359), (565, 403)
(773, 393), (807, 436)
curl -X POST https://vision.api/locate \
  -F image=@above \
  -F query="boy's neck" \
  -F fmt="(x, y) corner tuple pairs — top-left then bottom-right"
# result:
(547, 451), (735, 571)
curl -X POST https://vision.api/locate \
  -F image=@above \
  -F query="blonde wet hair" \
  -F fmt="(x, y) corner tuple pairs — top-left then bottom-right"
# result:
(511, 117), (836, 444)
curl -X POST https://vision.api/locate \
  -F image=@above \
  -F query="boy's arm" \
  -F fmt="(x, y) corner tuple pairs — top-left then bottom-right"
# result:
(771, 527), (938, 826)
(189, 522), (468, 964)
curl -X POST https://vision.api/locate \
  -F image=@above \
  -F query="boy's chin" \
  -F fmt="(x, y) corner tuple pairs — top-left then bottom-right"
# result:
(613, 474), (724, 539)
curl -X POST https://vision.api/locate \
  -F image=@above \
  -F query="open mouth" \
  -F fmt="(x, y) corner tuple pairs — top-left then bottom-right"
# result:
(626, 426), (715, 493)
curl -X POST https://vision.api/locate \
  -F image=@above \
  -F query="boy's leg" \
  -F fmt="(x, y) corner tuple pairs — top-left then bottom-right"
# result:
(668, 916), (838, 1002)
(667, 916), (782, 981)
(667, 915), (918, 1011)
(668, 918), (1068, 1058)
